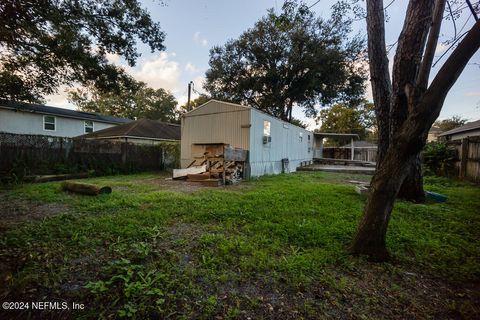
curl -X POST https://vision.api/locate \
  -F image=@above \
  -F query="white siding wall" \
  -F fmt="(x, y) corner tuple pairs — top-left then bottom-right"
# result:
(180, 101), (251, 167)
(180, 100), (314, 177)
(0, 109), (116, 137)
(249, 109), (313, 177)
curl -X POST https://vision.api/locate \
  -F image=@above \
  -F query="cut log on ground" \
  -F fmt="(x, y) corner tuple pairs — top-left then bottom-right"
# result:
(61, 181), (112, 196)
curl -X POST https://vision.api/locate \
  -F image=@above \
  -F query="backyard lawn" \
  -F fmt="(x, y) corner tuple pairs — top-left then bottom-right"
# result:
(0, 172), (479, 319)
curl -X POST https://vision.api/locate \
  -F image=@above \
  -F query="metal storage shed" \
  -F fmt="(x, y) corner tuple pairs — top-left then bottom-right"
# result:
(181, 100), (314, 177)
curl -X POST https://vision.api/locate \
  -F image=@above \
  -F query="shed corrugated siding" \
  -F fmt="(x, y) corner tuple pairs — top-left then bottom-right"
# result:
(180, 103), (250, 167)
(186, 100), (249, 116)
(249, 109), (313, 177)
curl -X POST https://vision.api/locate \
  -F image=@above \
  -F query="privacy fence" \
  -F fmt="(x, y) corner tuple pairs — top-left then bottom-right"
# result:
(0, 132), (179, 180)
(449, 136), (480, 183)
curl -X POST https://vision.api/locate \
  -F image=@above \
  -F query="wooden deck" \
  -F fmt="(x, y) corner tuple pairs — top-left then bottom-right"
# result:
(297, 164), (376, 175)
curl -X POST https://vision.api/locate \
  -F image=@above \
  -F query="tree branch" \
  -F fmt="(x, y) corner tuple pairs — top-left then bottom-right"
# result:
(416, 0), (446, 90)
(420, 20), (480, 123)
(365, 0), (392, 164)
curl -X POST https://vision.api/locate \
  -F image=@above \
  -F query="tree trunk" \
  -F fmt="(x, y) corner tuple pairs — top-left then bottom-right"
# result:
(397, 155), (425, 202)
(389, 0), (433, 202)
(350, 17), (480, 261)
(350, 141), (416, 261)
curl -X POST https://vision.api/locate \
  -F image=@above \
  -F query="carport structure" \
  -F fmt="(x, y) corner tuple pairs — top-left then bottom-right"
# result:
(313, 133), (359, 160)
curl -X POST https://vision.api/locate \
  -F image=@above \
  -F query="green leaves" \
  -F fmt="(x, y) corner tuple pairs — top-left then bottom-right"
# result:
(318, 101), (376, 141)
(0, 0), (166, 102)
(204, 0), (367, 122)
(68, 80), (179, 121)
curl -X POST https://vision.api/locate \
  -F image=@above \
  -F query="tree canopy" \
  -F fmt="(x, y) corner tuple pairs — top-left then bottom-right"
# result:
(318, 101), (376, 140)
(68, 80), (179, 123)
(0, 0), (166, 103)
(204, 0), (366, 122)
(179, 95), (211, 113)
(434, 115), (468, 132)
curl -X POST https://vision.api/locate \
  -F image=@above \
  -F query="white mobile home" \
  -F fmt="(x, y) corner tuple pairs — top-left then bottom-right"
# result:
(181, 100), (313, 177)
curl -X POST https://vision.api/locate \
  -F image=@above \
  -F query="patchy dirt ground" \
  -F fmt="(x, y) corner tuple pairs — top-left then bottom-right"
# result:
(0, 191), (70, 232)
(141, 176), (252, 193)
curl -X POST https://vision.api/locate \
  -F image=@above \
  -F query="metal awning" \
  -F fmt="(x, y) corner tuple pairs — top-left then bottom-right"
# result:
(313, 132), (359, 139)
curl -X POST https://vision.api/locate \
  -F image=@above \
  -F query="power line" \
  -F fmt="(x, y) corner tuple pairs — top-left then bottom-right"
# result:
(308, 0), (321, 9)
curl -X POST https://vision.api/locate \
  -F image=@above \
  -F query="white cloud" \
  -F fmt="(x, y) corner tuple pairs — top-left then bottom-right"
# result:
(185, 62), (199, 73)
(465, 91), (480, 97)
(105, 52), (121, 64)
(45, 86), (76, 110)
(193, 32), (208, 47)
(435, 43), (448, 55)
(45, 52), (209, 110)
(126, 52), (181, 93)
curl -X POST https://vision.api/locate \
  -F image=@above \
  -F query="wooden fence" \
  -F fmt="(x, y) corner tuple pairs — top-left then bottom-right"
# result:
(0, 132), (179, 179)
(449, 136), (480, 183)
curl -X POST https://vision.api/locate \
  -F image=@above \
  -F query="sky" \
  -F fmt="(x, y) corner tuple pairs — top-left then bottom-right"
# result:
(46, 0), (480, 129)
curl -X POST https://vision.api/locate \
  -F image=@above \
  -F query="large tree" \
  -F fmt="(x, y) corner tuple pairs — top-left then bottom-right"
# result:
(204, 0), (366, 122)
(0, 0), (166, 102)
(68, 80), (179, 123)
(349, 0), (480, 261)
(318, 101), (376, 140)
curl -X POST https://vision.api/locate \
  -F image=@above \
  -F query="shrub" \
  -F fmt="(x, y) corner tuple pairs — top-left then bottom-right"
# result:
(422, 142), (456, 177)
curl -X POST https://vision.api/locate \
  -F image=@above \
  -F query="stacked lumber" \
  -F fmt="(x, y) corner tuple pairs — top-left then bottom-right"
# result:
(173, 144), (247, 186)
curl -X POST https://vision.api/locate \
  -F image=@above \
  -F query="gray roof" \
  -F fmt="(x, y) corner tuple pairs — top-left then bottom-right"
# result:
(0, 99), (131, 125)
(79, 118), (180, 141)
(439, 119), (480, 137)
(429, 126), (443, 133)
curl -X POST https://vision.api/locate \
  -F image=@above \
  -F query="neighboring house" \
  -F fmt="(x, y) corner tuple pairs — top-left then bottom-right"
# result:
(339, 140), (377, 162)
(181, 100), (313, 177)
(438, 119), (480, 141)
(78, 118), (180, 144)
(427, 126), (443, 142)
(0, 100), (130, 137)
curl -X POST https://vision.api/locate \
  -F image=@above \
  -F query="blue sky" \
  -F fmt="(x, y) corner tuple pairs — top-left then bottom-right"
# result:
(47, 0), (480, 127)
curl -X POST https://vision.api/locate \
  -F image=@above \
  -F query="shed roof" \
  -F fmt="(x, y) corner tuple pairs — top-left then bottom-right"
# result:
(341, 140), (377, 148)
(438, 119), (480, 137)
(314, 132), (359, 138)
(79, 118), (180, 141)
(0, 99), (131, 124)
(184, 99), (310, 132)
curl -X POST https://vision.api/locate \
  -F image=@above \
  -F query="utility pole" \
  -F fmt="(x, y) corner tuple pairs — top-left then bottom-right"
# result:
(187, 81), (193, 111)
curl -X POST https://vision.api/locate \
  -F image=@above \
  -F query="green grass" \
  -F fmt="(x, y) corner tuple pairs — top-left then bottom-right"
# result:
(1, 172), (479, 319)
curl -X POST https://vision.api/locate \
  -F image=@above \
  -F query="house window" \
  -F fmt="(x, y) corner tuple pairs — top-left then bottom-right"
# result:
(299, 132), (303, 142)
(43, 116), (56, 131)
(84, 120), (94, 133)
(308, 134), (311, 152)
(263, 120), (271, 145)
